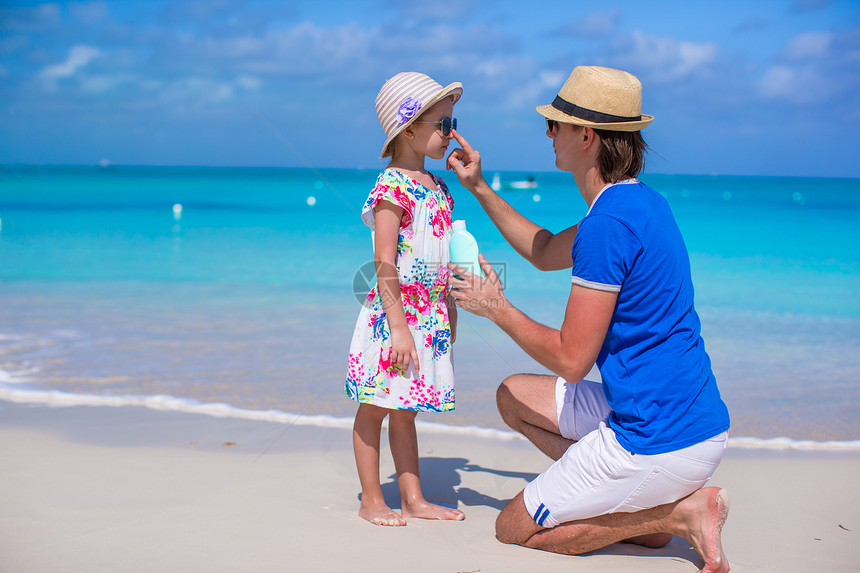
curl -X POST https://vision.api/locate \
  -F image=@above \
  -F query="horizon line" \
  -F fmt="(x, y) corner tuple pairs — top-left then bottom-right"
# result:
(1, 163), (857, 181)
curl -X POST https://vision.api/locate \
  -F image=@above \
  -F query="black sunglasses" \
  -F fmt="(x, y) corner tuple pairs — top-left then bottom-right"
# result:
(413, 116), (457, 136)
(546, 118), (558, 132)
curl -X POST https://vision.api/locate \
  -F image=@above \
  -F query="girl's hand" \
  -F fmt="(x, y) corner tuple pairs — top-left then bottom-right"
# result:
(389, 325), (420, 373)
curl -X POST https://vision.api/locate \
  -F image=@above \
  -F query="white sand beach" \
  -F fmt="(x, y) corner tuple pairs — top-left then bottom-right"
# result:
(1, 401), (857, 572)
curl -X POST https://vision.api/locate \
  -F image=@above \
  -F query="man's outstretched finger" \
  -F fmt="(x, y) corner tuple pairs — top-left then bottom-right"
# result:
(450, 129), (474, 152)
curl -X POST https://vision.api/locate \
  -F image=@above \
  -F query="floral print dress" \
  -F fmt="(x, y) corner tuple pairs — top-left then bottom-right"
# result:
(345, 169), (455, 412)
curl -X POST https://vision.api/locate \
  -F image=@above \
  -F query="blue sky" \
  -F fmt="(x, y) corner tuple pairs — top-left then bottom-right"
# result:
(1, 0), (859, 177)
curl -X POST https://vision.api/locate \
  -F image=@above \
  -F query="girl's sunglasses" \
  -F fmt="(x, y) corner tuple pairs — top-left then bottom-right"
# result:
(413, 116), (457, 137)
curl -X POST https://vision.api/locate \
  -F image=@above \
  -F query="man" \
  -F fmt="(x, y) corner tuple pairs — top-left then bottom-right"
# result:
(445, 66), (731, 573)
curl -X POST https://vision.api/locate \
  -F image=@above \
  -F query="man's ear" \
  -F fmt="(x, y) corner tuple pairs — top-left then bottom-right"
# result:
(581, 127), (598, 150)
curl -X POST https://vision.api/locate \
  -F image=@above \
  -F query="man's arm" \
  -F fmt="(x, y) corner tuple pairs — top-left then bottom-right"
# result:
(449, 255), (616, 382)
(447, 130), (577, 272)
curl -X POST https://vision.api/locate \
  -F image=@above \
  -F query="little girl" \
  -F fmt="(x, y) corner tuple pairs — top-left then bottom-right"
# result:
(345, 72), (464, 526)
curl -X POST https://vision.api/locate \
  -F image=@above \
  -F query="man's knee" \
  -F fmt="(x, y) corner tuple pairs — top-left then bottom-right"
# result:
(495, 492), (538, 546)
(496, 374), (524, 426)
(496, 373), (531, 410)
(495, 512), (521, 545)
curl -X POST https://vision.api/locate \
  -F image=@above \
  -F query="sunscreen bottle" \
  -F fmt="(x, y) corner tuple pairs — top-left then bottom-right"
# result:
(449, 220), (485, 277)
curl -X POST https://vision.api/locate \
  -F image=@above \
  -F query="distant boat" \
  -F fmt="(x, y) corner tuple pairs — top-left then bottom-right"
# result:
(506, 177), (538, 189)
(491, 173), (501, 191)
(491, 172), (538, 191)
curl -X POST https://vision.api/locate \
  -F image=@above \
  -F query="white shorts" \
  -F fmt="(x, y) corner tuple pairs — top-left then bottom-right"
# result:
(523, 377), (727, 528)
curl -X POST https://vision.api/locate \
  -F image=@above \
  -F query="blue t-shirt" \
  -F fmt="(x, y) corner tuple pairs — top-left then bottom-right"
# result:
(572, 180), (730, 455)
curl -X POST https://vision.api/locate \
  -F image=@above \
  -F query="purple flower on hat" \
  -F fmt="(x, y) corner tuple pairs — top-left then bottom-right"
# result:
(396, 97), (421, 124)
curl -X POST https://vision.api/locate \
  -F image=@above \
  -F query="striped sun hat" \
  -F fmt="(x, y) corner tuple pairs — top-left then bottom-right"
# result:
(375, 72), (463, 158)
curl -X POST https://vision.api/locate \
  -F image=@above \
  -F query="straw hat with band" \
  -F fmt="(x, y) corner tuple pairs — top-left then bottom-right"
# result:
(376, 72), (463, 158)
(537, 66), (653, 132)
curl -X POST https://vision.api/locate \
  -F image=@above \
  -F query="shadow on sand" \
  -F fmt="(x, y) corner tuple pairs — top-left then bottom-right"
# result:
(357, 456), (535, 511)
(358, 455), (703, 569)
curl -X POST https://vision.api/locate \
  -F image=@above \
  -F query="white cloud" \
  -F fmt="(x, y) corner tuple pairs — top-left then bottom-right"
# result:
(756, 28), (857, 105)
(158, 77), (227, 104)
(472, 58), (560, 111)
(474, 60), (508, 79)
(79, 74), (129, 93)
(152, 74), (265, 112)
(609, 31), (718, 83)
(675, 42), (718, 76)
(199, 22), (373, 77)
(499, 69), (568, 111)
(756, 65), (831, 104)
(782, 31), (833, 60)
(41, 44), (101, 80)
(236, 75), (262, 90)
(539, 70), (567, 89)
(274, 22), (371, 70)
(373, 22), (507, 70)
(756, 65), (796, 99)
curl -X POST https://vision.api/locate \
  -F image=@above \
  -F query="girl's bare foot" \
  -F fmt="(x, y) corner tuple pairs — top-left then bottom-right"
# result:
(401, 500), (465, 521)
(676, 487), (730, 573)
(359, 503), (406, 527)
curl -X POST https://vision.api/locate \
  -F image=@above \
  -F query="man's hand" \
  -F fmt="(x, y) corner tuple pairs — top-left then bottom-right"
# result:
(447, 254), (506, 320)
(446, 130), (485, 193)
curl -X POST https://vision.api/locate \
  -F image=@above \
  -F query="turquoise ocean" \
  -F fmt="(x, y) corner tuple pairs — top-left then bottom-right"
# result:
(1, 166), (859, 447)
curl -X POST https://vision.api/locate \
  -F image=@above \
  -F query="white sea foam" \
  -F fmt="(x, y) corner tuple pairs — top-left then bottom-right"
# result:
(1, 385), (859, 450)
(0, 366), (36, 383)
(0, 385), (521, 440)
(726, 436), (860, 451)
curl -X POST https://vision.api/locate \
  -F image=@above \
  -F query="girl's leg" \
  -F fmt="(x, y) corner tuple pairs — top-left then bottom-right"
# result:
(388, 410), (465, 521)
(353, 403), (405, 526)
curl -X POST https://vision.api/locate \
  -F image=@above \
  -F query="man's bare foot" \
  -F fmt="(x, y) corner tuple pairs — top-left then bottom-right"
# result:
(401, 500), (465, 521)
(359, 503), (406, 527)
(625, 533), (673, 548)
(677, 487), (730, 573)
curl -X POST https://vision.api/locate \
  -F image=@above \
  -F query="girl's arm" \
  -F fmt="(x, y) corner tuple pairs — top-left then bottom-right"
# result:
(374, 201), (420, 372)
(447, 294), (458, 343)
